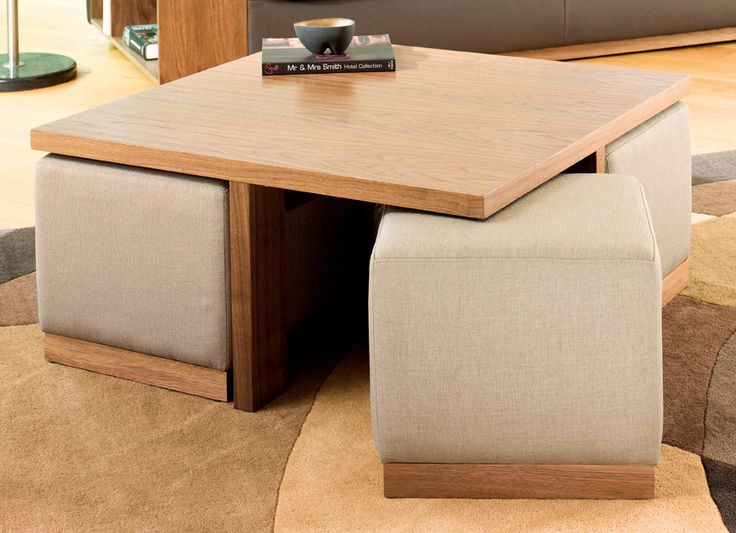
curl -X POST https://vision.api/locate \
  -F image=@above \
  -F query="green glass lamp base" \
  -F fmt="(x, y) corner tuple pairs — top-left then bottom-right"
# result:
(0, 52), (76, 92)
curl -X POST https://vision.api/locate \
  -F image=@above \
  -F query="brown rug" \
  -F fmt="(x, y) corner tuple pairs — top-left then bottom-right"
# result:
(0, 272), (37, 326)
(661, 296), (736, 454)
(0, 227), (35, 285)
(692, 180), (736, 216)
(275, 350), (727, 533)
(0, 323), (341, 532)
(1, 150), (735, 531)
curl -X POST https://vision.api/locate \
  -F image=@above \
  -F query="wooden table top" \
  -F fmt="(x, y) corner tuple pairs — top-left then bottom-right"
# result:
(31, 45), (689, 219)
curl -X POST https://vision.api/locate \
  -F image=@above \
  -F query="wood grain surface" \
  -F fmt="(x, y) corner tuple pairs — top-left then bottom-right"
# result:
(31, 45), (689, 219)
(44, 333), (229, 401)
(112, 0), (157, 38)
(229, 182), (288, 411)
(384, 463), (655, 499)
(507, 27), (736, 61)
(158, 0), (248, 83)
(662, 260), (689, 307)
(87, 0), (157, 37)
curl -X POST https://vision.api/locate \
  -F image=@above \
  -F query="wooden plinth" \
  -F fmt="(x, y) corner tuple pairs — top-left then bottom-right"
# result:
(384, 463), (655, 499)
(662, 260), (689, 307)
(506, 27), (736, 61)
(44, 333), (229, 401)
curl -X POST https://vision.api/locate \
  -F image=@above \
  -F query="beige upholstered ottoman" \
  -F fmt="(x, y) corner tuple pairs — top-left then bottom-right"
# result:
(36, 155), (233, 399)
(606, 102), (691, 296)
(36, 155), (368, 401)
(369, 173), (662, 499)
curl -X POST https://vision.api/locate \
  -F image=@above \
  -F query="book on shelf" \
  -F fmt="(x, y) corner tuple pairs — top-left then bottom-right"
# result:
(123, 24), (159, 60)
(261, 34), (395, 76)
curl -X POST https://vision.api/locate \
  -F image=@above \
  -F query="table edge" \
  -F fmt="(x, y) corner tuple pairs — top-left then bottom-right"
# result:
(30, 128), (487, 218)
(30, 74), (691, 220)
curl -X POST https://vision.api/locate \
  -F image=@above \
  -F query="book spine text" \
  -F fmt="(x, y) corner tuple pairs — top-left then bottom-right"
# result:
(263, 59), (395, 76)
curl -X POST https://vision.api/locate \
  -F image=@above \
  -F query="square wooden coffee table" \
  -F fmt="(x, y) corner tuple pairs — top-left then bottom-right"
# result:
(31, 45), (689, 411)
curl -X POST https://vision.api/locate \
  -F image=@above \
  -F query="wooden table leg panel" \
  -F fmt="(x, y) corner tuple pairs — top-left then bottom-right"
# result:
(229, 181), (287, 412)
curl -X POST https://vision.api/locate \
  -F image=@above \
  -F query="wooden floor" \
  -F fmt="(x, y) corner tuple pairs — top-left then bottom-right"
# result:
(1, 0), (153, 229)
(2, 0), (735, 228)
(577, 44), (736, 156)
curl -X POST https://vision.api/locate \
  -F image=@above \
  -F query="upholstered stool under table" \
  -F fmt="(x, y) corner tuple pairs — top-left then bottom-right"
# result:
(36, 155), (232, 399)
(369, 173), (663, 499)
(605, 101), (691, 296)
(35, 154), (369, 402)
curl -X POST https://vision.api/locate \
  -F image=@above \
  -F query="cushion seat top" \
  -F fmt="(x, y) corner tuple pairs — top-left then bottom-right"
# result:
(373, 173), (656, 262)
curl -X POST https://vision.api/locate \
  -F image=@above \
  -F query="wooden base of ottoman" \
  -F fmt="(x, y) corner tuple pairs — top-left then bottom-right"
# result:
(384, 463), (655, 499)
(662, 260), (689, 307)
(44, 333), (229, 401)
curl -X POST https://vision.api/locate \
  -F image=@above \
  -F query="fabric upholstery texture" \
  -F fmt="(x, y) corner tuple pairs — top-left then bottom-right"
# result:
(606, 102), (691, 277)
(369, 173), (662, 465)
(35, 155), (231, 370)
(5, 149), (736, 530)
(248, 0), (736, 53)
(565, 0), (736, 44)
(247, 0), (565, 53)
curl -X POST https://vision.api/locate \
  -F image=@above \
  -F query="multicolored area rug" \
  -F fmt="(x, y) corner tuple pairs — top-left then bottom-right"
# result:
(1, 152), (735, 532)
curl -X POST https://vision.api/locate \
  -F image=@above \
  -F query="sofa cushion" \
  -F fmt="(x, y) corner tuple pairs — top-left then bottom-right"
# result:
(248, 0), (564, 53)
(565, 0), (736, 44)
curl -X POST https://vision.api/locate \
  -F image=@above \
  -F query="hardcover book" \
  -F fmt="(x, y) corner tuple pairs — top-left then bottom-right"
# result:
(123, 24), (159, 60)
(261, 34), (395, 76)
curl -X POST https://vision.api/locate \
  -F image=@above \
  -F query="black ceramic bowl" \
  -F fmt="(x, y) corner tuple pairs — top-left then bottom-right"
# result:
(294, 18), (355, 55)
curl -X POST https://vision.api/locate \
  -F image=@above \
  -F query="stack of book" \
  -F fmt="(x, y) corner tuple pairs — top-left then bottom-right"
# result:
(261, 34), (395, 76)
(123, 24), (159, 60)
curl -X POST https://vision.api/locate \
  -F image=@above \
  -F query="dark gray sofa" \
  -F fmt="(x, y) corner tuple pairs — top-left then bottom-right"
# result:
(247, 0), (736, 54)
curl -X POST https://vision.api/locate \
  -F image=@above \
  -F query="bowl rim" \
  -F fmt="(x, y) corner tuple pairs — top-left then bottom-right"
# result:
(294, 18), (355, 28)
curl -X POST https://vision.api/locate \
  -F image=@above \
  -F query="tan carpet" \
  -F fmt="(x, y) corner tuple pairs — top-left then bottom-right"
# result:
(692, 180), (736, 217)
(4, 151), (736, 530)
(274, 349), (728, 533)
(0, 272), (37, 326)
(0, 324), (338, 532)
(682, 216), (736, 308)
